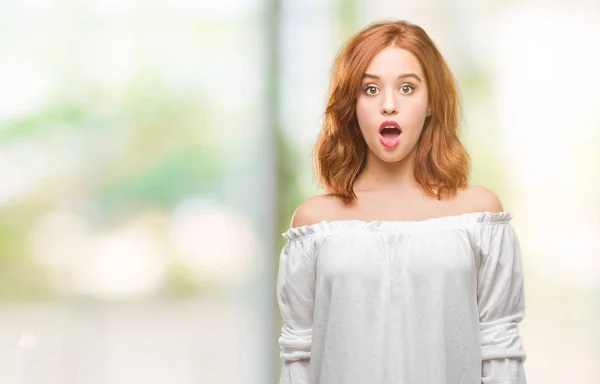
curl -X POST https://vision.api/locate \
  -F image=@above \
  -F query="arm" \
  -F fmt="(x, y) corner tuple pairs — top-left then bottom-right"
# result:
(477, 221), (527, 384)
(277, 236), (316, 384)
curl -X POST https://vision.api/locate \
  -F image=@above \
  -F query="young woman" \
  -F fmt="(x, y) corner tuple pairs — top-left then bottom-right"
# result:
(277, 20), (527, 384)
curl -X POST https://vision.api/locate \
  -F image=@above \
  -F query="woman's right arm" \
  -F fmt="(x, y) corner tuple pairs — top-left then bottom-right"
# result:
(277, 234), (317, 384)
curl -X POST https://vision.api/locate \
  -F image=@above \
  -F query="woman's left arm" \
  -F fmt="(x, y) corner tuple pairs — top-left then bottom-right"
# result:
(477, 221), (528, 384)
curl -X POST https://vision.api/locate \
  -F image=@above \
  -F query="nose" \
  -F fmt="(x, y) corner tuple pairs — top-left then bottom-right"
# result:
(381, 93), (398, 115)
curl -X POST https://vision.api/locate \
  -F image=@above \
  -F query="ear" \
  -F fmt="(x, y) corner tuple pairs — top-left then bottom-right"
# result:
(426, 106), (432, 117)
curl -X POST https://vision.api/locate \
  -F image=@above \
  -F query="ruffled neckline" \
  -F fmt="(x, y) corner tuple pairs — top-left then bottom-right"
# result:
(282, 211), (513, 240)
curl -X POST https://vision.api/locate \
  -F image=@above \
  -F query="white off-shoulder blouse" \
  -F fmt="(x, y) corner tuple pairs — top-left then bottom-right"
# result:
(276, 211), (527, 384)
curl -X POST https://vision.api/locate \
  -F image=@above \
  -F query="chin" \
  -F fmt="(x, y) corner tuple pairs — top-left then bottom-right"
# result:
(376, 151), (409, 163)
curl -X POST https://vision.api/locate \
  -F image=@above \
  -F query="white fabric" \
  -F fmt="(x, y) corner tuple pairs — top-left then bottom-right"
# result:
(276, 211), (527, 384)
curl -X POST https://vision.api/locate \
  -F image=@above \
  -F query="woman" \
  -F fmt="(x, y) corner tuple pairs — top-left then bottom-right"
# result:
(277, 20), (527, 384)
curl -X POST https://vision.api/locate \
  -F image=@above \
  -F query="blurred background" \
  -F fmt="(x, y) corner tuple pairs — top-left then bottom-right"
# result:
(0, 0), (598, 383)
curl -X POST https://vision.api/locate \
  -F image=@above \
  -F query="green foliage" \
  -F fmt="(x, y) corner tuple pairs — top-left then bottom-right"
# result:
(97, 146), (223, 219)
(0, 219), (56, 301)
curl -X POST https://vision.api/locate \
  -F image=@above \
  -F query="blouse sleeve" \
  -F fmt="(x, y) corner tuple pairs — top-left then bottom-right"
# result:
(276, 234), (317, 384)
(477, 219), (528, 384)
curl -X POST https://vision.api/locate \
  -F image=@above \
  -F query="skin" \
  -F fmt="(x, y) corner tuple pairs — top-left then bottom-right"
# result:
(292, 46), (503, 228)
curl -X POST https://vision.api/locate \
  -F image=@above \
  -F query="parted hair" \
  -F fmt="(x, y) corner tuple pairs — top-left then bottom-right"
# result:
(313, 20), (470, 204)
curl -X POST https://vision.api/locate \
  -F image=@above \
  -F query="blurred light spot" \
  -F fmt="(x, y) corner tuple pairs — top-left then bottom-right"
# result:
(18, 332), (37, 348)
(31, 210), (167, 299)
(170, 197), (260, 285)
(79, 30), (137, 88)
(73, 223), (166, 299)
(0, 56), (51, 122)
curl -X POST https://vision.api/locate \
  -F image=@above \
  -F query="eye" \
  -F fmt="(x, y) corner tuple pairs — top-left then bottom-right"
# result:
(400, 84), (415, 94)
(363, 85), (380, 96)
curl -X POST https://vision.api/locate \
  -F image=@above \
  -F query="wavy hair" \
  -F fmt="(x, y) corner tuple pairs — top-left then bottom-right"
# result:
(313, 20), (470, 204)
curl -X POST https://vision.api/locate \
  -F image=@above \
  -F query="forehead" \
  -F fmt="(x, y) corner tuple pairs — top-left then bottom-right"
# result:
(364, 46), (423, 76)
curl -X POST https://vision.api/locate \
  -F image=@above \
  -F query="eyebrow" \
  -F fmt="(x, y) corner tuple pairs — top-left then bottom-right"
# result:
(362, 73), (422, 82)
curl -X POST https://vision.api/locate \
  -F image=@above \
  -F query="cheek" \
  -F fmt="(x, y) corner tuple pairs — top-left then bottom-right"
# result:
(404, 99), (429, 125)
(355, 100), (373, 129)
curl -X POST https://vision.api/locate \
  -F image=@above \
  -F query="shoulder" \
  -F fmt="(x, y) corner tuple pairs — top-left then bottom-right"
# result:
(461, 185), (504, 213)
(290, 194), (345, 228)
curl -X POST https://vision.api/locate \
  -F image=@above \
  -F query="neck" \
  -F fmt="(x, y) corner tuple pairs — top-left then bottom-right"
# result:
(354, 150), (420, 192)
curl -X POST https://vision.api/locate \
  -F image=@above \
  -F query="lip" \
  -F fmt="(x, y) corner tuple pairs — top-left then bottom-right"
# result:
(379, 120), (402, 133)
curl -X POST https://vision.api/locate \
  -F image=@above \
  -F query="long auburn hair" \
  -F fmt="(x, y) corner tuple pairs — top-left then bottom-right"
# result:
(313, 20), (470, 204)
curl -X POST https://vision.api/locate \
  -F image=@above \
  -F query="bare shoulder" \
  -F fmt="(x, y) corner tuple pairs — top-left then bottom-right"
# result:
(290, 194), (345, 228)
(461, 185), (504, 213)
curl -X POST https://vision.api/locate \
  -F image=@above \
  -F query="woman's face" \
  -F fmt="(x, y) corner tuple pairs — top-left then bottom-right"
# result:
(356, 46), (430, 163)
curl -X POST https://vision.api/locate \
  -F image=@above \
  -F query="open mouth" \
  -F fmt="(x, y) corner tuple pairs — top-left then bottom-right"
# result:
(378, 120), (402, 148)
(380, 126), (401, 140)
